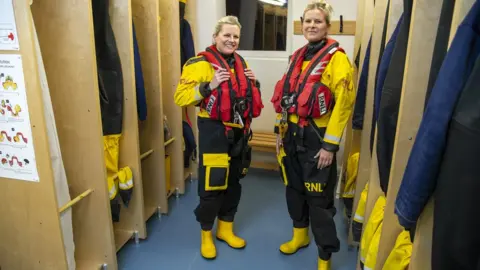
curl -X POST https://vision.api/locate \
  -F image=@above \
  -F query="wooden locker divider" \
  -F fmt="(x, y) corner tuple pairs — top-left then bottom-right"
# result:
(132, 0), (169, 214)
(31, 0), (118, 268)
(0, 2), (68, 269)
(348, 0), (375, 245)
(372, 0), (442, 267)
(183, 0), (198, 181)
(339, 0), (366, 222)
(109, 0), (148, 246)
(408, 0), (475, 269)
(159, 0), (185, 195)
(356, 0), (391, 245)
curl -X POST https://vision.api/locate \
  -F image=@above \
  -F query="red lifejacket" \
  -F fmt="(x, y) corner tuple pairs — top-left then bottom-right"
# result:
(198, 45), (263, 128)
(271, 38), (343, 119)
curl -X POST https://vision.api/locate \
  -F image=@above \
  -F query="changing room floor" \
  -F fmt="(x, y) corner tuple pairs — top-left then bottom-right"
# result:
(117, 168), (358, 270)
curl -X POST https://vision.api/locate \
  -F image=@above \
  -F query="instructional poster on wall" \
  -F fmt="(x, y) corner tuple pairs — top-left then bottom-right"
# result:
(0, 54), (39, 181)
(0, 0), (20, 51)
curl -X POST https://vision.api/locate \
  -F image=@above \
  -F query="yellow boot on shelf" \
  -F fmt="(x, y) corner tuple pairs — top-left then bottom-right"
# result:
(318, 258), (331, 270)
(201, 230), (216, 260)
(279, 227), (310, 255)
(216, 220), (246, 249)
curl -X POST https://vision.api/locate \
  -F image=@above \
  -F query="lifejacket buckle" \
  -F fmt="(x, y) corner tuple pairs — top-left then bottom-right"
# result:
(234, 98), (247, 114)
(233, 111), (244, 128)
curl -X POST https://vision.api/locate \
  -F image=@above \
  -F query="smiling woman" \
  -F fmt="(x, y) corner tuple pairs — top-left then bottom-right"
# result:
(270, 1), (356, 269)
(174, 15), (264, 261)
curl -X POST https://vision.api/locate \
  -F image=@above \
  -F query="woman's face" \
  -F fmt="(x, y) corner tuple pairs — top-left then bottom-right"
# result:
(302, 9), (329, 43)
(214, 24), (240, 55)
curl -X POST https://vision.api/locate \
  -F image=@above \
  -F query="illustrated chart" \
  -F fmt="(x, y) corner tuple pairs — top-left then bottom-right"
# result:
(0, 54), (38, 181)
(0, 0), (19, 51)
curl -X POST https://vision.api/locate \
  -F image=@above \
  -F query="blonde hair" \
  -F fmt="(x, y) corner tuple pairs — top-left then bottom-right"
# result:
(213, 15), (242, 36)
(303, 0), (334, 25)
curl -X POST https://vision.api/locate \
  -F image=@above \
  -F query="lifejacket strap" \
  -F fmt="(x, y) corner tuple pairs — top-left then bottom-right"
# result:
(255, 79), (261, 89)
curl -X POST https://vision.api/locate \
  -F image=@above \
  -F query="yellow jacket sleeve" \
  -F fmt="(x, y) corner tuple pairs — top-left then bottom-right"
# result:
(321, 52), (355, 150)
(174, 56), (214, 107)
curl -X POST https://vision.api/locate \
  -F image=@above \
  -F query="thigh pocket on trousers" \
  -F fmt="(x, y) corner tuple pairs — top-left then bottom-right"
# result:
(302, 159), (330, 196)
(203, 153), (231, 191)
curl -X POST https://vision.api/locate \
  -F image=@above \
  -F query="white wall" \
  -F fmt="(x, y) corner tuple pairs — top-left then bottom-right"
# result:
(195, 0), (357, 133)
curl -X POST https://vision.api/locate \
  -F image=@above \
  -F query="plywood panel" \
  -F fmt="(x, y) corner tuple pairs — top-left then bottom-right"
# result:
(409, 1), (475, 268)
(0, 2), (67, 269)
(110, 0), (147, 241)
(132, 0), (169, 214)
(183, 0), (199, 179)
(376, 0), (442, 266)
(359, 0), (391, 237)
(159, 0), (184, 194)
(31, 0), (117, 268)
(348, 0), (375, 245)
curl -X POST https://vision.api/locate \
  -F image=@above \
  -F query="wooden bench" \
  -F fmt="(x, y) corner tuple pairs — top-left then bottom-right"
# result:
(249, 132), (278, 171)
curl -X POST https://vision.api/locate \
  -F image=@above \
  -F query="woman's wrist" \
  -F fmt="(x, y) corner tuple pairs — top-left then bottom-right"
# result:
(199, 82), (212, 97)
(321, 141), (339, 152)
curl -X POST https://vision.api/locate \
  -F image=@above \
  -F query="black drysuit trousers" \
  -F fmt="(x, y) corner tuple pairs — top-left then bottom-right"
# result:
(194, 118), (249, 231)
(280, 122), (340, 260)
(432, 56), (480, 270)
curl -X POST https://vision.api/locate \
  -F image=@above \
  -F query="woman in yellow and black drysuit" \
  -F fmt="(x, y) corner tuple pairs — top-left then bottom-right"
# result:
(174, 15), (263, 260)
(271, 1), (355, 269)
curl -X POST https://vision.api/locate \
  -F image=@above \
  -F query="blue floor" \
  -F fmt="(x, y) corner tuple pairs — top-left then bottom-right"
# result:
(117, 169), (358, 270)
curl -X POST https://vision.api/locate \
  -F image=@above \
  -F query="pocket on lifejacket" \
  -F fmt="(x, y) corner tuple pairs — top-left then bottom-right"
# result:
(203, 153), (230, 191)
(296, 82), (334, 118)
(271, 79), (285, 113)
(276, 146), (289, 186)
(251, 86), (264, 118)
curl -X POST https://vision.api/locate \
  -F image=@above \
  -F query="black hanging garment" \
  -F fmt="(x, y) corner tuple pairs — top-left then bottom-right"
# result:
(92, 0), (127, 222)
(376, 0), (413, 194)
(92, 0), (124, 135)
(180, 2), (195, 69)
(424, 0), (456, 107)
(432, 55), (480, 270)
(183, 121), (197, 168)
(133, 22), (148, 121)
(352, 37), (372, 131)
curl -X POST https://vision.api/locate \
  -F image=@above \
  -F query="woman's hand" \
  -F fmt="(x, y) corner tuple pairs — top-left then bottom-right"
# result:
(276, 134), (283, 155)
(209, 68), (230, 89)
(314, 148), (334, 169)
(244, 68), (256, 81)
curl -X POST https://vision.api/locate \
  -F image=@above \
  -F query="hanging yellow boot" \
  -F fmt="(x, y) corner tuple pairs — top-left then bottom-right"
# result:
(318, 258), (331, 270)
(279, 227), (310, 254)
(216, 220), (246, 249)
(201, 230), (216, 260)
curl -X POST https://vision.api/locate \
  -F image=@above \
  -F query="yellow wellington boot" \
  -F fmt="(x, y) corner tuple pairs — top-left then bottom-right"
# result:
(318, 258), (331, 270)
(201, 230), (216, 260)
(279, 227), (310, 255)
(216, 220), (246, 249)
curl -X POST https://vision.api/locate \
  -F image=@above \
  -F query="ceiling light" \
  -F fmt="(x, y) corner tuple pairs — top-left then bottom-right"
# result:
(259, 0), (286, 7)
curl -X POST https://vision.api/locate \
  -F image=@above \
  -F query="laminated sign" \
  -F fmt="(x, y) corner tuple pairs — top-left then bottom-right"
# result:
(0, 0), (20, 51)
(0, 55), (39, 181)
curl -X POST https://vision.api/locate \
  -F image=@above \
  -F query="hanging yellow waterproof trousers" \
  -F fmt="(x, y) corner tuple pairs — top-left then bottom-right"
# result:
(342, 152), (359, 221)
(364, 222), (383, 270)
(383, 230), (412, 270)
(360, 195), (386, 264)
(104, 134), (133, 221)
(352, 182), (369, 242)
